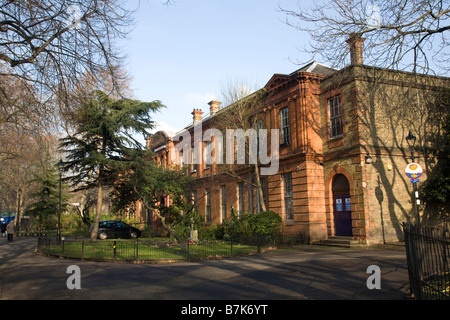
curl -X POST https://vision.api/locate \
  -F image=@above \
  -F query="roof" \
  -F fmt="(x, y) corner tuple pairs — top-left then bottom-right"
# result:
(290, 61), (337, 77)
(153, 61), (337, 147)
(264, 61), (337, 92)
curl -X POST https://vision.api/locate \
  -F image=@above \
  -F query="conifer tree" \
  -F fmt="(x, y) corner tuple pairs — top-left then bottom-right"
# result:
(60, 90), (164, 241)
(25, 158), (69, 232)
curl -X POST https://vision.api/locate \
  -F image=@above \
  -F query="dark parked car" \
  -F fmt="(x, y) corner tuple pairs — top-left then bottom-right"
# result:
(92, 220), (141, 240)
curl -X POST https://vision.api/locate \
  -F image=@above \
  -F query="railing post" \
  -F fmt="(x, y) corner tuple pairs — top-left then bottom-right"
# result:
(113, 241), (117, 261)
(81, 241), (85, 261)
(135, 239), (139, 263)
(187, 239), (190, 261)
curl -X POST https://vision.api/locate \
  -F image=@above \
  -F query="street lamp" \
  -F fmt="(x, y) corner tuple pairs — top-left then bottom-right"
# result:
(406, 130), (417, 162)
(16, 188), (22, 236)
(57, 159), (63, 243)
(406, 130), (420, 223)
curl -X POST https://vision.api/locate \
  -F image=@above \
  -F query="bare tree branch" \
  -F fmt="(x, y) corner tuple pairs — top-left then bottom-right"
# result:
(0, 0), (136, 121)
(279, 0), (450, 74)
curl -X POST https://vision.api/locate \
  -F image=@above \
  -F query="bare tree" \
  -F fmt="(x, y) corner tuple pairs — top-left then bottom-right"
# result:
(0, 0), (137, 121)
(280, 0), (450, 74)
(211, 79), (269, 213)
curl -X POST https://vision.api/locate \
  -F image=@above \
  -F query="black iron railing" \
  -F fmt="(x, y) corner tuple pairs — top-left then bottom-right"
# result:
(402, 222), (450, 300)
(36, 231), (307, 262)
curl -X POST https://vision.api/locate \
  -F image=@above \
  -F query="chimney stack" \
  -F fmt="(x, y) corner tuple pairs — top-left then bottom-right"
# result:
(208, 100), (222, 116)
(346, 33), (365, 65)
(192, 109), (203, 125)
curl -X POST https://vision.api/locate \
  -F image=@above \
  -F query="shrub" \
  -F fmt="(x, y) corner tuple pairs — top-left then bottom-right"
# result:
(222, 209), (282, 241)
(248, 210), (282, 237)
(198, 224), (225, 240)
(171, 210), (204, 239)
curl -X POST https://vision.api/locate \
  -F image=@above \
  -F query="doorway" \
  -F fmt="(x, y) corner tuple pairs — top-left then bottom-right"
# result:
(332, 174), (352, 236)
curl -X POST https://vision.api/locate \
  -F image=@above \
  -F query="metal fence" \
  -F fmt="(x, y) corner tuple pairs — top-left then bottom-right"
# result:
(36, 231), (306, 263)
(402, 222), (450, 300)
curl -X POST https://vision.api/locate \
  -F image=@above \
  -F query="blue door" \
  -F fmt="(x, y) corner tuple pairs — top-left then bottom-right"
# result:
(334, 195), (352, 236)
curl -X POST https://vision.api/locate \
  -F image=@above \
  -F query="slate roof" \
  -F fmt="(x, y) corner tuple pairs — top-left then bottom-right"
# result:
(290, 61), (337, 77)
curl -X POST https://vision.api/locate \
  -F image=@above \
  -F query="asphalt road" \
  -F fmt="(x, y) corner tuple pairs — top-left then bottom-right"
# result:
(0, 237), (411, 301)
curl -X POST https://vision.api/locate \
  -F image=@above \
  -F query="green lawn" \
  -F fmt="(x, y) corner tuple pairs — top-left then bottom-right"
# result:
(40, 239), (259, 261)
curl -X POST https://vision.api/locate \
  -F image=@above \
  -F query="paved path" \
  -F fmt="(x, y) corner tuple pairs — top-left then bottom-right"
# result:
(0, 237), (410, 300)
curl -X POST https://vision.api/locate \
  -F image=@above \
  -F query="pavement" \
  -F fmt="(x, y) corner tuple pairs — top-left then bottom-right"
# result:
(0, 237), (411, 302)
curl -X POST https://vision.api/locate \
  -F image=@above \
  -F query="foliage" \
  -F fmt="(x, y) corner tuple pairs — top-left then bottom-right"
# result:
(198, 224), (225, 241)
(112, 159), (195, 250)
(221, 208), (282, 241)
(422, 91), (450, 217)
(24, 158), (70, 230)
(247, 210), (282, 236)
(60, 212), (89, 232)
(172, 210), (205, 239)
(60, 90), (163, 241)
(60, 90), (163, 190)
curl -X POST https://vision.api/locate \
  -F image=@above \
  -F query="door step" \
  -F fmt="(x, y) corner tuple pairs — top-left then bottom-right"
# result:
(311, 236), (367, 248)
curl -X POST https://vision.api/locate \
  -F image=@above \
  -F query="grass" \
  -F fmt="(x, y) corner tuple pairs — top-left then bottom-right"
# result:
(39, 238), (260, 262)
(421, 272), (450, 300)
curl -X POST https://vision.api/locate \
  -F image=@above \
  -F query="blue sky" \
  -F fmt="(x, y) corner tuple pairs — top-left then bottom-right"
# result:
(122, 0), (313, 135)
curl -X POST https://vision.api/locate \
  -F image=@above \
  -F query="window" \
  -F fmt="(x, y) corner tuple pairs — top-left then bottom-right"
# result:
(179, 151), (184, 167)
(328, 95), (343, 138)
(191, 146), (198, 173)
(283, 173), (294, 222)
(237, 182), (245, 214)
(220, 185), (227, 221)
(205, 188), (211, 224)
(204, 141), (211, 169)
(248, 180), (254, 213)
(280, 107), (290, 145)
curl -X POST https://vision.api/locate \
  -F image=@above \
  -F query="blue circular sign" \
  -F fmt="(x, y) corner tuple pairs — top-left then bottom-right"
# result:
(404, 162), (423, 179)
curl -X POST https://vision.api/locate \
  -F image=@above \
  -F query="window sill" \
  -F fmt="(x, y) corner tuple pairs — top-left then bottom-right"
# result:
(327, 136), (344, 149)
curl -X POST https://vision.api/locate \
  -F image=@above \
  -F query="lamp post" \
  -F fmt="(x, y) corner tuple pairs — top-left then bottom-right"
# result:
(57, 159), (63, 243)
(16, 188), (22, 236)
(406, 130), (420, 223)
(406, 130), (416, 162)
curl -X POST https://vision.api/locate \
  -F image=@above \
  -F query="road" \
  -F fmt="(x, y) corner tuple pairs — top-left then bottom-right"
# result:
(0, 237), (410, 301)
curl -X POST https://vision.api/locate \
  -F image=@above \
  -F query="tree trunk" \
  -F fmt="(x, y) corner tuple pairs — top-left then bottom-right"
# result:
(254, 162), (267, 212)
(90, 184), (103, 242)
(149, 206), (188, 252)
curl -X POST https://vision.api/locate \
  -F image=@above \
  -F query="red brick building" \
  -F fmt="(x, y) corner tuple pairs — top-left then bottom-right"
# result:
(144, 36), (450, 245)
